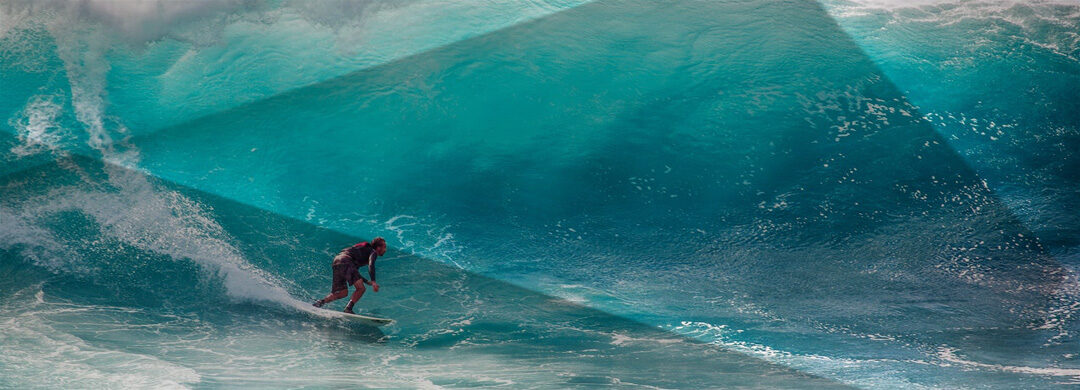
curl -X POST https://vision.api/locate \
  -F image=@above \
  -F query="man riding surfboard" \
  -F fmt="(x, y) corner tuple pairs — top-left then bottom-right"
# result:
(312, 237), (386, 314)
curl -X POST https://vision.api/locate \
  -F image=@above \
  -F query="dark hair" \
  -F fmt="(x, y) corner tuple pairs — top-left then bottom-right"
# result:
(371, 237), (387, 249)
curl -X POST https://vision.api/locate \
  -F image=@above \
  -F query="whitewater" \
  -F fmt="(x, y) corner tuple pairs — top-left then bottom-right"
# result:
(2, 0), (1079, 388)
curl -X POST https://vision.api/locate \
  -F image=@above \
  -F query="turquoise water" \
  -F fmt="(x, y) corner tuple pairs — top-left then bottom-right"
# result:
(2, 0), (1079, 388)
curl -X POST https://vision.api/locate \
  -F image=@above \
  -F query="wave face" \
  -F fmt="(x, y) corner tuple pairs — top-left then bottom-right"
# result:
(2, 0), (1079, 388)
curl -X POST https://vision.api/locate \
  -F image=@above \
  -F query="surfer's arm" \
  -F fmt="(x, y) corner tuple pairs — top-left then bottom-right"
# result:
(367, 253), (377, 285)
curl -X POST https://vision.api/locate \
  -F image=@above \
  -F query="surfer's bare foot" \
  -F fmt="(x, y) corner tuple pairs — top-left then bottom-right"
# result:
(343, 307), (355, 314)
(312, 299), (325, 308)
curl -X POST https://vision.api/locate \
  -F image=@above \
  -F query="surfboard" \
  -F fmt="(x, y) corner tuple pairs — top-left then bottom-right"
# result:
(310, 306), (394, 326)
(287, 299), (394, 326)
(337, 310), (394, 326)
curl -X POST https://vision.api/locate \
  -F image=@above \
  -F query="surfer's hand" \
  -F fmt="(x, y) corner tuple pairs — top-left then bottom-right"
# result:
(371, 282), (380, 292)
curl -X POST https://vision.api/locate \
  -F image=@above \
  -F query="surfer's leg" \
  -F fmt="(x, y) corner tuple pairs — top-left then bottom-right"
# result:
(316, 261), (353, 307)
(350, 281), (367, 302)
(343, 281), (366, 314)
(316, 289), (348, 307)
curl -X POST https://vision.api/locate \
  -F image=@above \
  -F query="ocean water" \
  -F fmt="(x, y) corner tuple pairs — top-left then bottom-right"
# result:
(2, 0), (1078, 388)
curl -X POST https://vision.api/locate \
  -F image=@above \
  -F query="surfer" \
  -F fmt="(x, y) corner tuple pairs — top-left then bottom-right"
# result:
(312, 237), (387, 314)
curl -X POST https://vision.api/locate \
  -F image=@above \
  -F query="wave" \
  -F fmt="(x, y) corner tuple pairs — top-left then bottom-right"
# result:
(822, 0), (1080, 344)
(4, 0), (1079, 387)
(0, 0), (592, 133)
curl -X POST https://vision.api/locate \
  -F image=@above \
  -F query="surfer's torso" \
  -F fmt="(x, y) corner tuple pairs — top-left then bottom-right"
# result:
(338, 242), (377, 267)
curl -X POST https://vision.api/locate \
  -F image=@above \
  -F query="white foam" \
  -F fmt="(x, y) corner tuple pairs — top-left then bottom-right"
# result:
(383, 214), (467, 268)
(608, 332), (684, 346)
(7, 94), (66, 157)
(937, 347), (1080, 379)
(0, 206), (80, 273)
(0, 4), (304, 310)
(3, 166), (301, 305)
(670, 321), (943, 389)
(63, 174), (298, 306)
(0, 286), (201, 389)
